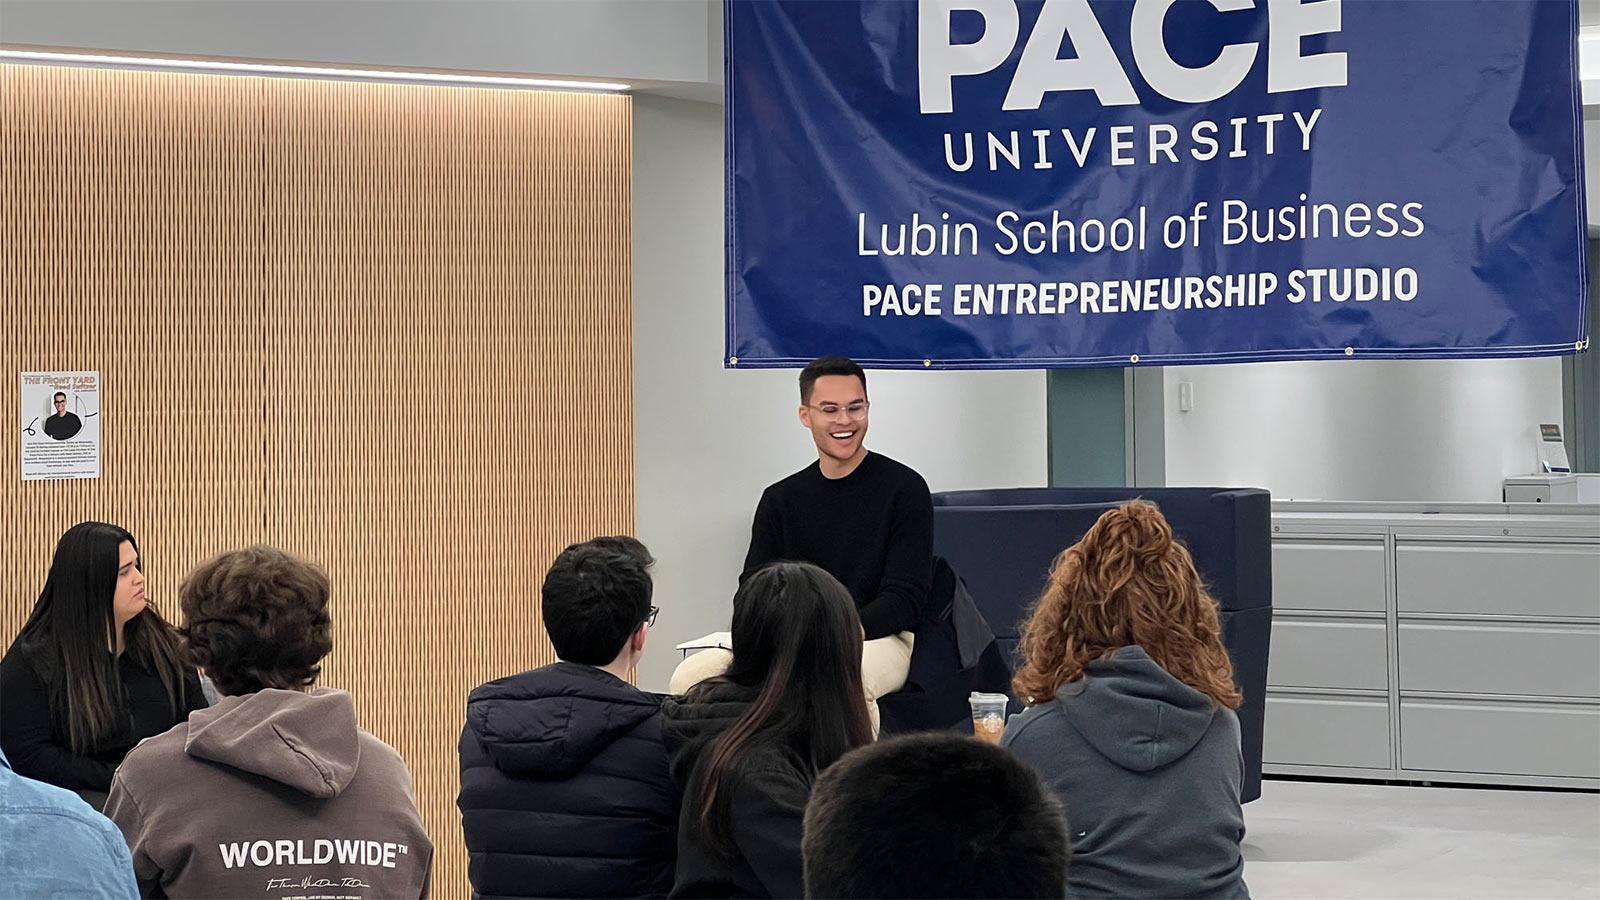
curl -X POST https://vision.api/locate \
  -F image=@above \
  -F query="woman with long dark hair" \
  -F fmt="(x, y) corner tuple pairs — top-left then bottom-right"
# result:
(1004, 501), (1249, 899)
(0, 522), (205, 807)
(661, 561), (873, 899)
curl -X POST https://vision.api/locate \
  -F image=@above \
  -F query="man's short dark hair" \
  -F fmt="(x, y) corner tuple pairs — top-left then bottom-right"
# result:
(803, 734), (1070, 899)
(180, 546), (334, 696)
(52, 391), (66, 402)
(542, 538), (654, 666)
(584, 535), (654, 568)
(799, 356), (867, 404)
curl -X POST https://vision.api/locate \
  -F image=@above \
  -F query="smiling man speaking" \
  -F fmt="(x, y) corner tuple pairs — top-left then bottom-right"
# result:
(669, 357), (932, 731)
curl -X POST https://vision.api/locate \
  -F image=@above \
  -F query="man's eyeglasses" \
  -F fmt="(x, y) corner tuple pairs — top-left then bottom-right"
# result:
(807, 401), (870, 419)
(643, 606), (659, 627)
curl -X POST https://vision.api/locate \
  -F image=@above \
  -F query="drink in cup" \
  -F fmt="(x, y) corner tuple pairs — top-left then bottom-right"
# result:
(969, 692), (1008, 745)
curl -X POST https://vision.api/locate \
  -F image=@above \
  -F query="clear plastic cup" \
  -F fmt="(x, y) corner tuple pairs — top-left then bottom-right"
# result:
(969, 692), (1009, 745)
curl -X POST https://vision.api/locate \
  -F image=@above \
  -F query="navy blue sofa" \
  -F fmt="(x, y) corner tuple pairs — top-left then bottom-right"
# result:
(929, 487), (1272, 803)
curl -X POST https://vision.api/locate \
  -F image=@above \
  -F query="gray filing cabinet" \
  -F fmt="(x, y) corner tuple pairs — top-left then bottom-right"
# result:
(1266, 502), (1600, 789)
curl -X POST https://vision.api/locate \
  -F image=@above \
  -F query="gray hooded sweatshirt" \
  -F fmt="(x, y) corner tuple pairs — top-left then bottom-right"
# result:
(106, 688), (432, 899)
(1003, 645), (1249, 900)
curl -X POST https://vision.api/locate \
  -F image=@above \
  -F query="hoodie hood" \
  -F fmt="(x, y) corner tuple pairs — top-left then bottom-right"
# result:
(1056, 645), (1220, 773)
(184, 688), (360, 798)
(466, 662), (662, 778)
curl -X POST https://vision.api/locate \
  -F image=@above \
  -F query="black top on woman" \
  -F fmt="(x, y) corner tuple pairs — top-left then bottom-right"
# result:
(661, 561), (874, 899)
(0, 522), (206, 804)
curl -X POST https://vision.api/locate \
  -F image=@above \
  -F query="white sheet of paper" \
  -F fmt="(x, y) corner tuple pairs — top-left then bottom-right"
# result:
(676, 631), (732, 651)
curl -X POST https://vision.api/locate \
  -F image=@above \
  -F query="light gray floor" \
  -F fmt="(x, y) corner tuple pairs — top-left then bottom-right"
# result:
(1243, 779), (1600, 898)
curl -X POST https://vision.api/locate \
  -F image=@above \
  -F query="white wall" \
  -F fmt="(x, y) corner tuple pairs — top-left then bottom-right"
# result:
(1587, 115), (1600, 226)
(0, 0), (716, 87)
(631, 95), (1046, 690)
(1161, 358), (1565, 501)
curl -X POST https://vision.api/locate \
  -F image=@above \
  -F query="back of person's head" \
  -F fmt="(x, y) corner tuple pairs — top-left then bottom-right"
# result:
(1014, 500), (1241, 708)
(799, 356), (867, 404)
(180, 546), (333, 696)
(22, 521), (185, 753)
(803, 734), (1070, 899)
(582, 534), (655, 568)
(541, 537), (654, 665)
(687, 561), (872, 855)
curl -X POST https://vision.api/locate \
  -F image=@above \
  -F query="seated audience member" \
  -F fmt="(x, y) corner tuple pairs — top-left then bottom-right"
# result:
(662, 562), (873, 899)
(1005, 501), (1249, 899)
(802, 733), (1069, 899)
(0, 522), (206, 809)
(104, 546), (433, 898)
(0, 748), (137, 898)
(459, 536), (678, 899)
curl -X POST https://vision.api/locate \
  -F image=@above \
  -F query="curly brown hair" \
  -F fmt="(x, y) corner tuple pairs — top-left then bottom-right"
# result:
(179, 546), (333, 697)
(1012, 500), (1242, 710)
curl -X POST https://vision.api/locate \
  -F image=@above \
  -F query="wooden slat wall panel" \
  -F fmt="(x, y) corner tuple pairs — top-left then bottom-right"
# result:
(259, 79), (634, 897)
(0, 64), (266, 652)
(2, 64), (634, 898)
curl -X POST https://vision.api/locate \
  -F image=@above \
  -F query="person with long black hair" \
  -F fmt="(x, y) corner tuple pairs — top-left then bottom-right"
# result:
(0, 522), (205, 808)
(661, 561), (873, 899)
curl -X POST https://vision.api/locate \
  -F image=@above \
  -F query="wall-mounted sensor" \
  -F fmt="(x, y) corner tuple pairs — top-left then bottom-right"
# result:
(1178, 381), (1194, 413)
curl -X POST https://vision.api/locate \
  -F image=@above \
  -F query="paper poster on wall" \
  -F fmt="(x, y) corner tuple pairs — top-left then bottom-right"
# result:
(725, 0), (1590, 369)
(20, 371), (102, 480)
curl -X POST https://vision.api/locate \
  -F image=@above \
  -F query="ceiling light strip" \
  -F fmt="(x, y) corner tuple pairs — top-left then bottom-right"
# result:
(0, 49), (630, 92)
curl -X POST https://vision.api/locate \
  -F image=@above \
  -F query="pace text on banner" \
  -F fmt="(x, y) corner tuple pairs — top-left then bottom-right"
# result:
(724, 0), (1590, 369)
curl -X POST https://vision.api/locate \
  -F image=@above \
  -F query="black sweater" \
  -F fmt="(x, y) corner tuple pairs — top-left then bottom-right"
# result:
(742, 452), (933, 640)
(660, 682), (811, 900)
(0, 639), (207, 794)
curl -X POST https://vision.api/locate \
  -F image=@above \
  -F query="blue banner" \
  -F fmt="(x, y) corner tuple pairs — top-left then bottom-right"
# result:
(725, 0), (1590, 369)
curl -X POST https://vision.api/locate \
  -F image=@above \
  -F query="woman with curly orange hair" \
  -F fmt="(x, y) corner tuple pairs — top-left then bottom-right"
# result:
(1003, 500), (1250, 900)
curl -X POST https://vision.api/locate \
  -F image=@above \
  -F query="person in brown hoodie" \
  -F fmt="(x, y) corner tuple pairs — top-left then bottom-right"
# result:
(104, 546), (433, 899)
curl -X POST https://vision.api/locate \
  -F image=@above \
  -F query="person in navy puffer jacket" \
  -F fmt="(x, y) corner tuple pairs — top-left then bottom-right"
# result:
(459, 536), (679, 900)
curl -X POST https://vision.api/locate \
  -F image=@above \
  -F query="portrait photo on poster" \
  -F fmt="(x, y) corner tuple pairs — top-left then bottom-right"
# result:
(43, 389), (83, 441)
